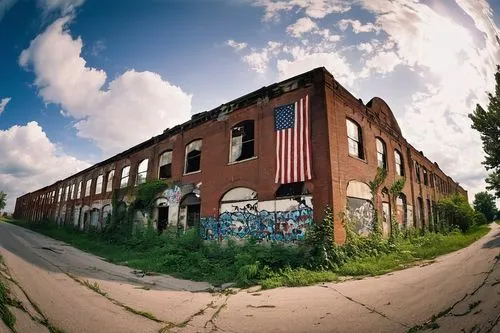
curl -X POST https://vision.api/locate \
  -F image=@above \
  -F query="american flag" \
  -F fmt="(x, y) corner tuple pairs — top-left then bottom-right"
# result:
(274, 95), (312, 184)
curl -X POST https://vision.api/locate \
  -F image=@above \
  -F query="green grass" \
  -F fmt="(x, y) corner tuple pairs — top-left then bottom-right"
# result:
(4, 218), (490, 289)
(338, 225), (490, 276)
(0, 254), (16, 330)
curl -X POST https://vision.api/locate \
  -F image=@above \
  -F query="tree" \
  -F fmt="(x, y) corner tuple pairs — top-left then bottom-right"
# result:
(0, 191), (6, 211)
(469, 66), (500, 197)
(473, 191), (498, 222)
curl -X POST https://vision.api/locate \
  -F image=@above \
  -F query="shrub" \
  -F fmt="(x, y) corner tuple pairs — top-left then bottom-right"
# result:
(437, 194), (475, 232)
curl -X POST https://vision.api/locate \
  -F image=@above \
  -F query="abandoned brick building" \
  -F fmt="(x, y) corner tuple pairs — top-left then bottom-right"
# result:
(14, 67), (467, 243)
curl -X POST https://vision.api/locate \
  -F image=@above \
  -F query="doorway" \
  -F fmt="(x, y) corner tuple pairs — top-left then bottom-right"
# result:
(157, 206), (169, 233)
(179, 194), (201, 228)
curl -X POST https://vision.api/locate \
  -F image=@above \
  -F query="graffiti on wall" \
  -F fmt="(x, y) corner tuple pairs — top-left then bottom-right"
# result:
(200, 199), (313, 242)
(346, 197), (374, 236)
(161, 185), (182, 206)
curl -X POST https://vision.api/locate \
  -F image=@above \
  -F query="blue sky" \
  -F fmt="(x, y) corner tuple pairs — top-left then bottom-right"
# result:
(1, 0), (499, 211)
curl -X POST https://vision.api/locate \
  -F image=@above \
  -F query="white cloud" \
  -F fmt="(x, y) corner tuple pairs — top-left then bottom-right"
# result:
(226, 39), (248, 52)
(20, 17), (192, 156)
(277, 50), (355, 86)
(286, 17), (317, 37)
(254, 0), (351, 21)
(0, 122), (90, 212)
(338, 19), (380, 34)
(0, 0), (17, 21)
(38, 0), (85, 15)
(242, 41), (283, 74)
(361, 51), (402, 76)
(0, 97), (11, 115)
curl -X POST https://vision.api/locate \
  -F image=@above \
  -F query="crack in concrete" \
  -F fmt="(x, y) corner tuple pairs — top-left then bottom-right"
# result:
(204, 295), (233, 333)
(327, 286), (409, 328)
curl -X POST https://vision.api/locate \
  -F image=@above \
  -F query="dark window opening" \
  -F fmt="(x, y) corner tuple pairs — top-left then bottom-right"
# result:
(186, 204), (200, 227)
(159, 151), (172, 179)
(185, 140), (202, 174)
(275, 182), (307, 198)
(423, 168), (428, 186)
(230, 120), (255, 162)
(157, 206), (169, 233)
(415, 162), (421, 183)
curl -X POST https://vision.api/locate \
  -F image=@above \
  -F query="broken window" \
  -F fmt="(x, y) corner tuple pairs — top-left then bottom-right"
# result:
(106, 170), (115, 192)
(136, 159), (148, 185)
(415, 161), (421, 183)
(275, 181), (307, 198)
(77, 181), (82, 199)
(230, 120), (255, 163)
(159, 151), (172, 179)
(85, 179), (92, 197)
(376, 138), (387, 169)
(120, 166), (130, 188)
(423, 167), (428, 186)
(395, 150), (404, 176)
(346, 119), (364, 159)
(57, 188), (62, 203)
(95, 175), (103, 194)
(185, 140), (202, 174)
(70, 183), (75, 200)
(65, 185), (69, 201)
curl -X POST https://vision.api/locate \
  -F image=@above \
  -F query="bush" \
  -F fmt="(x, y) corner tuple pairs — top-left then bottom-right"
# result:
(473, 211), (488, 226)
(437, 194), (475, 232)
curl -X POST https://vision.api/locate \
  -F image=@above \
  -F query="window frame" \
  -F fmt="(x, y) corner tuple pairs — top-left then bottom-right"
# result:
(85, 179), (92, 197)
(229, 120), (256, 163)
(76, 181), (82, 199)
(394, 149), (404, 176)
(184, 139), (202, 174)
(346, 118), (364, 159)
(158, 150), (173, 179)
(136, 159), (149, 185)
(120, 166), (130, 188)
(106, 170), (115, 193)
(375, 137), (387, 170)
(95, 174), (103, 194)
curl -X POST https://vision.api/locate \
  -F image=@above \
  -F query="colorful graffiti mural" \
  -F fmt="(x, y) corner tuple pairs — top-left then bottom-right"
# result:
(200, 201), (313, 242)
(162, 185), (182, 206)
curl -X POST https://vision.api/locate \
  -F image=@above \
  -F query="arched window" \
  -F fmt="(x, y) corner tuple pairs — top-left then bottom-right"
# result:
(395, 150), (404, 176)
(85, 179), (92, 197)
(76, 181), (82, 199)
(95, 174), (103, 194)
(376, 138), (387, 169)
(70, 183), (75, 200)
(346, 119), (364, 159)
(185, 140), (202, 174)
(120, 166), (130, 188)
(65, 185), (69, 201)
(159, 151), (172, 179)
(136, 159), (148, 185)
(106, 170), (115, 192)
(414, 161), (421, 183)
(230, 120), (255, 163)
(423, 167), (428, 185)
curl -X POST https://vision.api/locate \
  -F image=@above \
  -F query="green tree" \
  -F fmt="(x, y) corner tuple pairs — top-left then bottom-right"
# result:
(473, 191), (498, 222)
(0, 191), (6, 211)
(437, 194), (475, 232)
(469, 66), (500, 197)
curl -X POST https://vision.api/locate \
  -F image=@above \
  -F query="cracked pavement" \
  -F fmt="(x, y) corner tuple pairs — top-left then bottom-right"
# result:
(0, 222), (498, 333)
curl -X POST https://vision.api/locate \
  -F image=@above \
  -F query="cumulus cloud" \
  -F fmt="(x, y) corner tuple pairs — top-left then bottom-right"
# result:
(361, 51), (402, 76)
(20, 17), (192, 156)
(226, 39), (248, 52)
(286, 17), (318, 37)
(0, 97), (11, 115)
(254, 0), (351, 21)
(338, 19), (380, 34)
(0, 122), (90, 212)
(38, 0), (85, 15)
(242, 41), (283, 74)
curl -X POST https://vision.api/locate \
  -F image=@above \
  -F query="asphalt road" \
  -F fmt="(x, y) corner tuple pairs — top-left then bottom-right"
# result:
(0, 221), (498, 333)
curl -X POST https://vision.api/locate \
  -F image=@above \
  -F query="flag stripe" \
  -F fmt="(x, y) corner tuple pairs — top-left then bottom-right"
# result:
(274, 95), (312, 184)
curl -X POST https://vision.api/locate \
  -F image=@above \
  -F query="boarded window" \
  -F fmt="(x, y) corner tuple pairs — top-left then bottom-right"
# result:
(85, 179), (92, 197)
(376, 138), (387, 169)
(159, 151), (172, 179)
(136, 159), (148, 185)
(106, 170), (115, 192)
(120, 166), (130, 188)
(230, 120), (255, 163)
(95, 175), (103, 194)
(185, 140), (202, 174)
(346, 119), (363, 159)
(395, 150), (404, 176)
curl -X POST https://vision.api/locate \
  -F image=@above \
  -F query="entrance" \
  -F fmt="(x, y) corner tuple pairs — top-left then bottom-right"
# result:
(179, 194), (201, 228)
(157, 206), (169, 233)
(186, 204), (200, 227)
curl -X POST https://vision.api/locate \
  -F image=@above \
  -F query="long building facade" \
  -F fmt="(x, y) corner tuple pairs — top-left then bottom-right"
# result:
(14, 68), (467, 243)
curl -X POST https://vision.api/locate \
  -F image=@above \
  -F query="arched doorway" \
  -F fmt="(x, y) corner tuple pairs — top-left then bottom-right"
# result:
(179, 194), (201, 229)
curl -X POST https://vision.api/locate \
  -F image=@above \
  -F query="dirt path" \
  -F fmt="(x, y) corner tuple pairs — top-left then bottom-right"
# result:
(0, 222), (498, 333)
